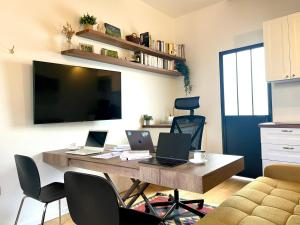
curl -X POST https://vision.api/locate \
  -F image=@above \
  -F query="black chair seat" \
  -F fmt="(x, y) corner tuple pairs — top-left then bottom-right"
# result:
(119, 208), (162, 225)
(39, 182), (65, 203)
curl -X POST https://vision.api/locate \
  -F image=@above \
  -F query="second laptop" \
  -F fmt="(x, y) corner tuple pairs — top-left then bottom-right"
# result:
(139, 133), (191, 167)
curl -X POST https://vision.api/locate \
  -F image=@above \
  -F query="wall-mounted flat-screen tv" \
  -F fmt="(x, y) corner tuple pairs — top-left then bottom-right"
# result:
(33, 61), (122, 124)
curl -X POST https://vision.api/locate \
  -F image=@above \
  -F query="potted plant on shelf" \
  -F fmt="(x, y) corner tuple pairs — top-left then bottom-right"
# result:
(80, 13), (97, 30)
(143, 114), (153, 126)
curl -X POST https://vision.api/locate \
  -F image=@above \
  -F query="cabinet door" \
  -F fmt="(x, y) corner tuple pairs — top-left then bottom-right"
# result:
(288, 12), (300, 79)
(263, 16), (291, 81)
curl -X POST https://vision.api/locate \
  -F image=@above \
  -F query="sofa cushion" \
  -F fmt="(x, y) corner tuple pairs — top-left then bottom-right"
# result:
(239, 216), (276, 225)
(196, 177), (300, 225)
(286, 215), (300, 225)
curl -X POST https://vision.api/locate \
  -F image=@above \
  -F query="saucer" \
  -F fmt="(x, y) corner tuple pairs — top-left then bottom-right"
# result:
(189, 158), (208, 164)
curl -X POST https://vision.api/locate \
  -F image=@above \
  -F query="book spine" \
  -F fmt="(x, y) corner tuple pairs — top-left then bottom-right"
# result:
(141, 53), (144, 65)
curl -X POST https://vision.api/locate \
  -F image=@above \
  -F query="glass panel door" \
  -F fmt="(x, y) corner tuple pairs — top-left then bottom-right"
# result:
(220, 43), (272, 178)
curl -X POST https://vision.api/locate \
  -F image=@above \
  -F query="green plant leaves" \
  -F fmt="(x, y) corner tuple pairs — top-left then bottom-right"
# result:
(80, 13), (97, 25)
(175, 60), (192, 95)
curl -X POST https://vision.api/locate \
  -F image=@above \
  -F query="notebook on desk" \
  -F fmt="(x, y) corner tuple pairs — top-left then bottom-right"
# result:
(66, 131), (107, 155)
(139, 133), (191, 167)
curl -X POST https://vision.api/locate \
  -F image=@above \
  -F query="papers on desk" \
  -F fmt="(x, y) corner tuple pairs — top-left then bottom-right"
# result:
(91, 149), (151, 161)
(91, 152), (122, 159)
(105, 144), (131, 152)
(120, 150), (152, 161)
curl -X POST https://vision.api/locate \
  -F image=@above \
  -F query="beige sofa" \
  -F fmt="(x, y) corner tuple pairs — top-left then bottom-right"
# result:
(196, 164), (300, 225)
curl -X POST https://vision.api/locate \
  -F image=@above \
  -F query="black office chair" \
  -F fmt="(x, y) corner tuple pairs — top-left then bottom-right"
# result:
(64, 171), (162, 225)
(147, 96), (206, 219)
(171, 97), (205, 150)
(14, 155), (65, 225)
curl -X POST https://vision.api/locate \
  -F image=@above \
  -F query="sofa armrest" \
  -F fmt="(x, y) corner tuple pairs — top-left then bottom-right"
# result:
(264, 164), (300, 183)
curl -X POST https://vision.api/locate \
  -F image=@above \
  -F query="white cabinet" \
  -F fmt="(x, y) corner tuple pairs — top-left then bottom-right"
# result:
(260, 125), (300, 171)
(263, 16), (290, 81)
(263, 12), (300, 82)
(261, 128), (300, 145)
(288, 13), (300, 79)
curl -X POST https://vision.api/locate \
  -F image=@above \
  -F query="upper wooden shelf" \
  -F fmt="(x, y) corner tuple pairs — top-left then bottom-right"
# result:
(61, 49), (182, 77)
(76, 29), (186, 62)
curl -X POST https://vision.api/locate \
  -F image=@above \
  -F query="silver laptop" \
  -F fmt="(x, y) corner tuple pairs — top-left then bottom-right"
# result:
(66, 131), (108, 155)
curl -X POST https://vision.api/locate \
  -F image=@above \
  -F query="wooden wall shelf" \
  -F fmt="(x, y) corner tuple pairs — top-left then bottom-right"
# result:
(61, 49), (182, 77)
(76, 29), (186, 62)
(142, 124), (172, 128)
(142, 122), (207, 129)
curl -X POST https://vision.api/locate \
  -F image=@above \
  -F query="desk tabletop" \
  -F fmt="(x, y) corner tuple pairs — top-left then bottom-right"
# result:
(43, 150), (244, 193)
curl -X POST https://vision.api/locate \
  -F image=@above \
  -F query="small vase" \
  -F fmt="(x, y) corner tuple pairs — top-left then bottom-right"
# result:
(168, 116), (174, 124)
(63, 40), (74, 51)
(145, 120), (150, 126)
(84, 24), (93, 30)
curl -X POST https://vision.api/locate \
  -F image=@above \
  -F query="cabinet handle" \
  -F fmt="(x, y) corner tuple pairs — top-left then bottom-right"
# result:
(283, 146), (294, 150)
(281, 129), (293, 133)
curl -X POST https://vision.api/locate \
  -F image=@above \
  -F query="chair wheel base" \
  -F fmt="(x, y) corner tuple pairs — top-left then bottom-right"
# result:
(150, 189), (206, 220)
(198, 202), (204, 209)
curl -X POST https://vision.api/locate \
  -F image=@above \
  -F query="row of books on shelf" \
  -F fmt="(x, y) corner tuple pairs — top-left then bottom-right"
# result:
(140, 53), (175, 70)
(150, 41), (185, 58)
(140, 32), (185, 58)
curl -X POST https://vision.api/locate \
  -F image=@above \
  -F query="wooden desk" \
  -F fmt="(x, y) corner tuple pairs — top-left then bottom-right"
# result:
(43, 150), (244, 194)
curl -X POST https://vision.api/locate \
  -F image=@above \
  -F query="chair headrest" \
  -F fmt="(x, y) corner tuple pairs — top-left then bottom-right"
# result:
(175, 96), (200, 110)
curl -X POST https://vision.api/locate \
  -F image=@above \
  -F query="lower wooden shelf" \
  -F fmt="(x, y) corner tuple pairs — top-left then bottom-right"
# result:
(61, 49), (182, 77)
(142, 124), (172, 128)
(142, 122), (207, 129)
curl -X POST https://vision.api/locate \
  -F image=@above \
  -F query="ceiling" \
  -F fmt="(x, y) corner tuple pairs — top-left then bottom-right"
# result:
(141, 0), (224, 18)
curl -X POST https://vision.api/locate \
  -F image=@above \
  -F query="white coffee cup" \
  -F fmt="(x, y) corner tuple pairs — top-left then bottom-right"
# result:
(68, 143), (79, 150)
(194, 152), (202, 161)
(194, 151), (206, 161)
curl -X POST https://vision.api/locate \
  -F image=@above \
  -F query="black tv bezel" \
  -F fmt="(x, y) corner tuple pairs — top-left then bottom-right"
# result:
(33, 60), (122, 124)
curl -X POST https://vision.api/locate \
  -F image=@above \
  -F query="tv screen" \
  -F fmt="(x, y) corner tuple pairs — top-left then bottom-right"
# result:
(33, 61), (122, 124)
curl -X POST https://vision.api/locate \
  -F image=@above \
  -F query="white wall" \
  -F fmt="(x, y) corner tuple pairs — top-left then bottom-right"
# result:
(174, 0), (300, 153)
(272, 80), (300, 122)
(4, 0), (300, 224)
(0, 0), (178, 224)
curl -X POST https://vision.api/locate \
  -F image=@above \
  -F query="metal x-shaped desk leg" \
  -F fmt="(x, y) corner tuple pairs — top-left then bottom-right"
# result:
(104, 173), (150, 209)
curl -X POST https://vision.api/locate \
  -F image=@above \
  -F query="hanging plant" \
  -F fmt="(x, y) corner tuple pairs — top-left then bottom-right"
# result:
(175, 60), (192, 95)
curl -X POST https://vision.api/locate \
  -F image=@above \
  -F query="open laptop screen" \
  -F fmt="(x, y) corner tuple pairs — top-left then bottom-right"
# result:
(85, 131), (107, 148)
(156, 133), (191, 160)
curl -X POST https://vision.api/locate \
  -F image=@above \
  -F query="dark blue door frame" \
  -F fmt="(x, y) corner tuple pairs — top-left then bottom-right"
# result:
(219, 43), (273, 178)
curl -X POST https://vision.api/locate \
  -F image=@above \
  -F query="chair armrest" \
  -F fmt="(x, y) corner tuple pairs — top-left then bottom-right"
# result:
(264, 164), (300, 183)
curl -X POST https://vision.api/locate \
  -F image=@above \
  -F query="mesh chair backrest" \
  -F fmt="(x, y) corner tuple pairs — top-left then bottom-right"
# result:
(64, 172), (119, 225)
(14, 155), (41, 199)
(175, 96), (200, 110)
(170, 115), (206, 150)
